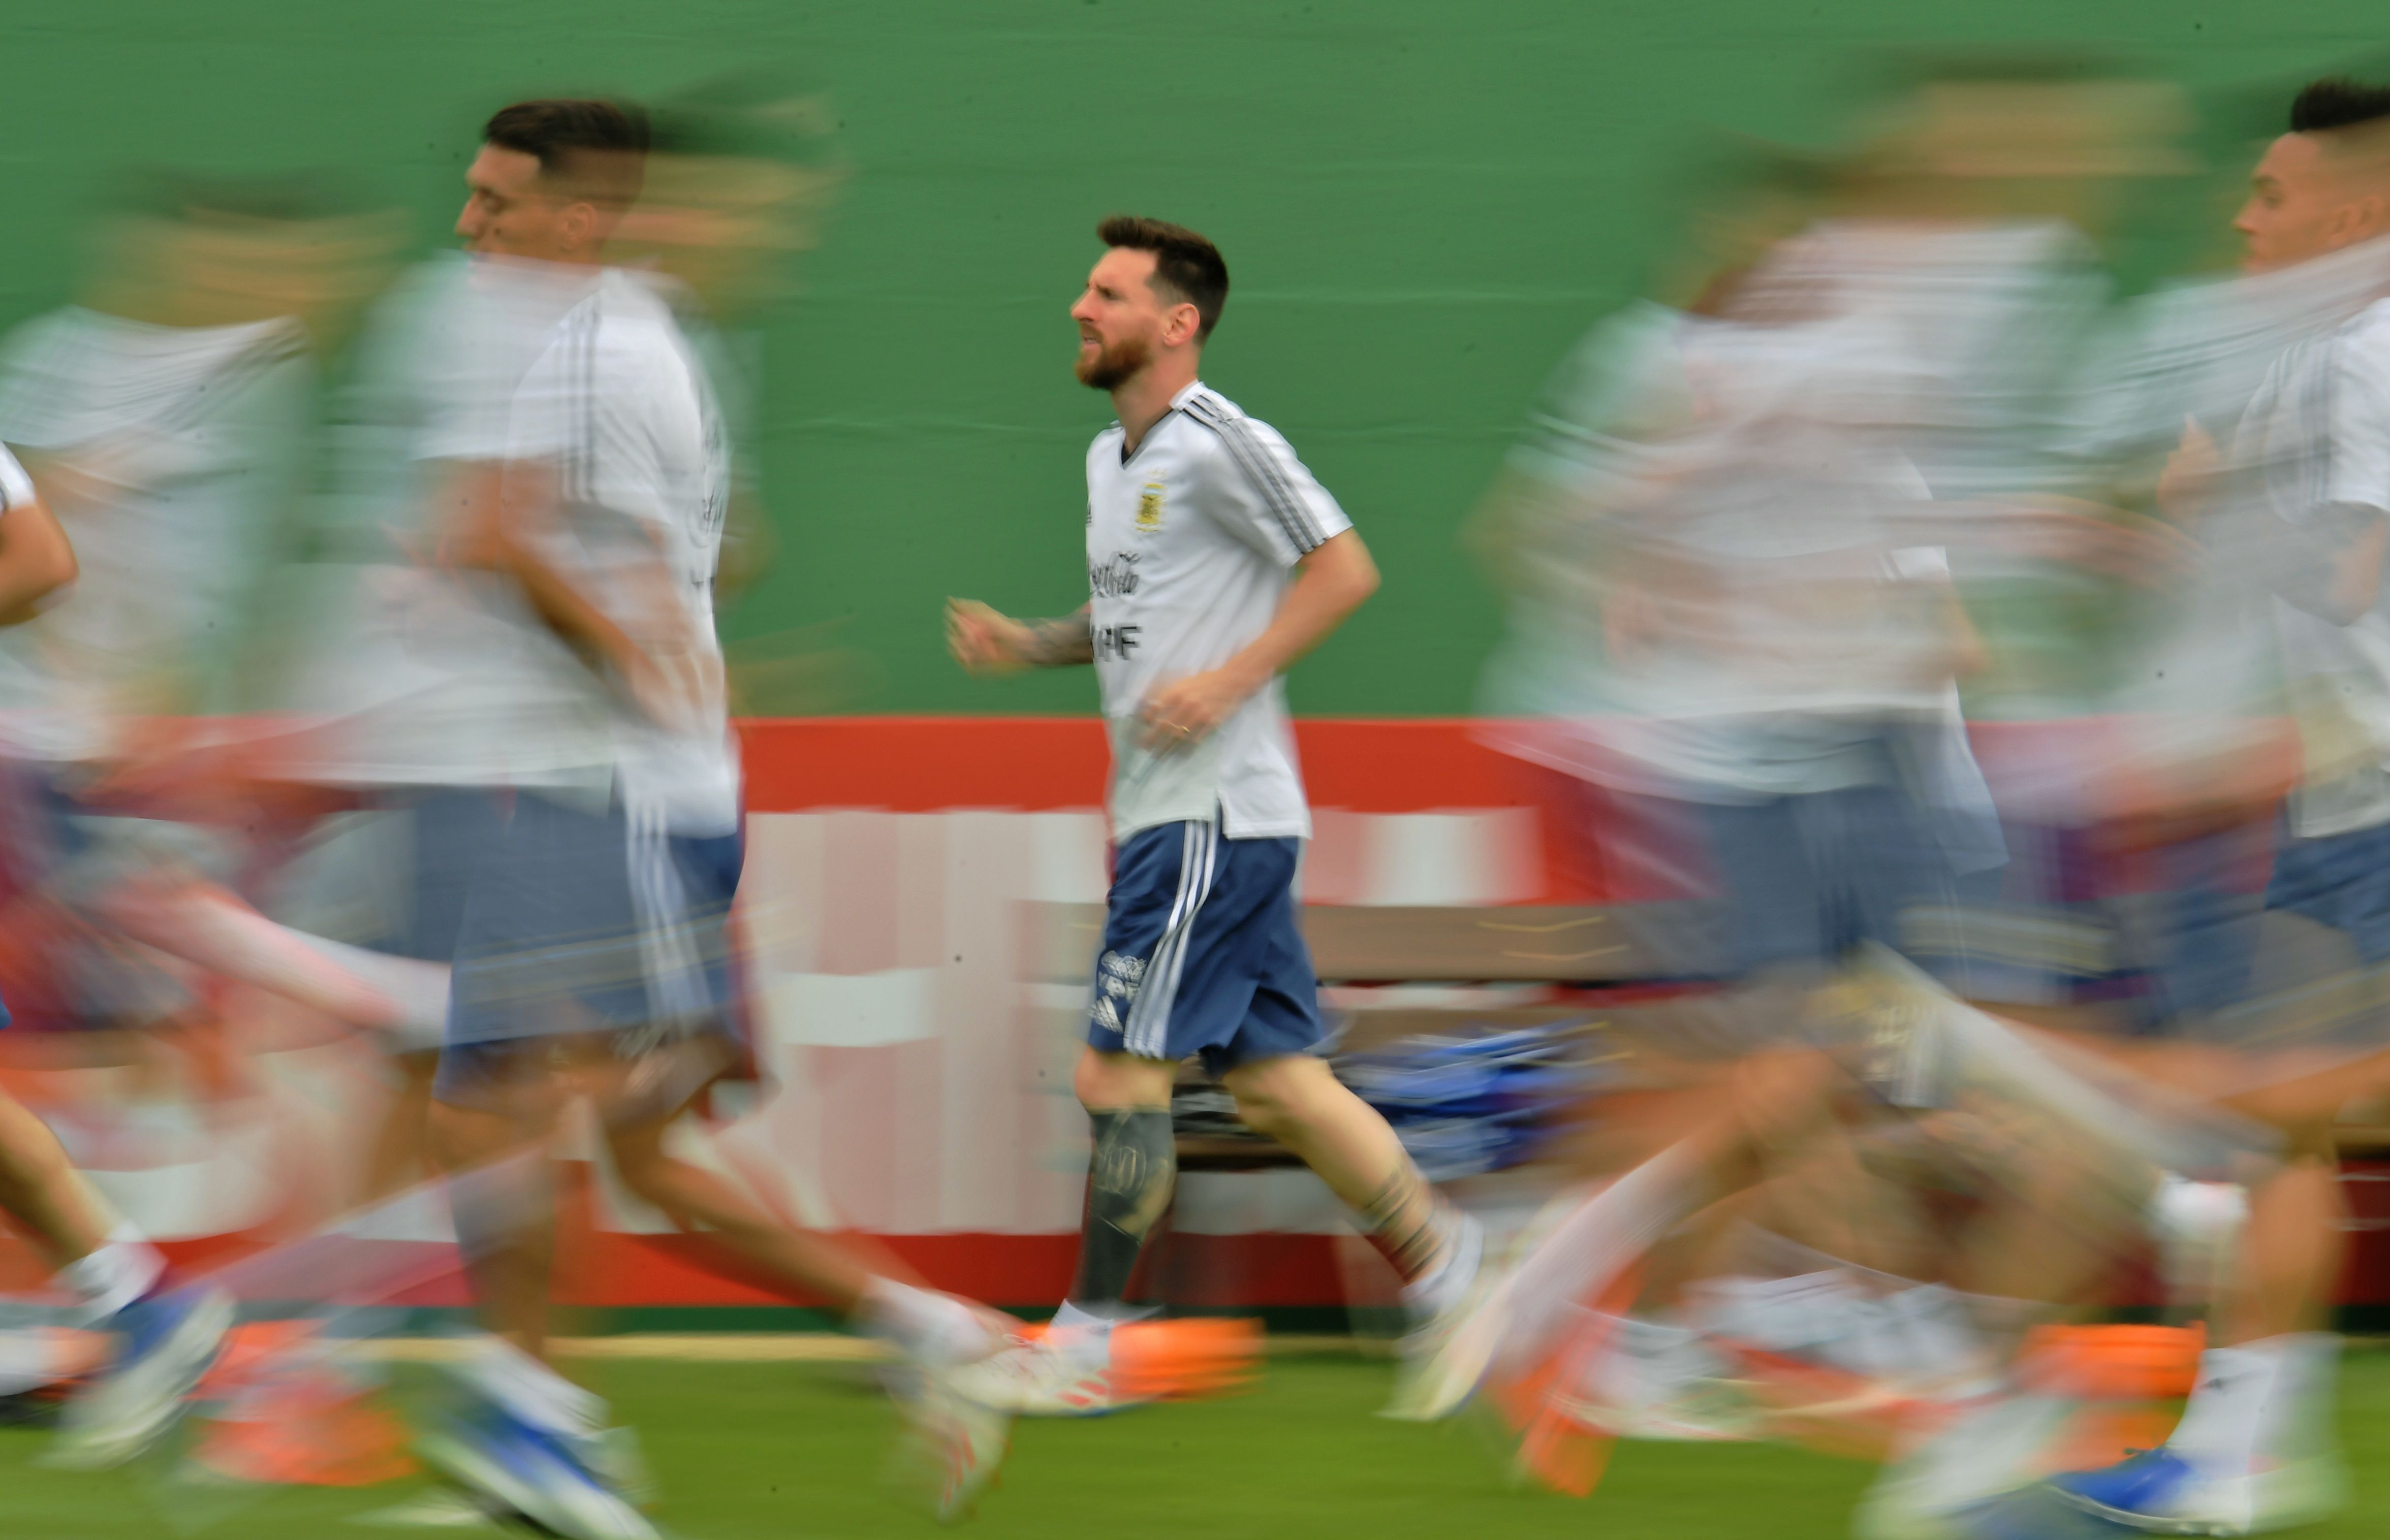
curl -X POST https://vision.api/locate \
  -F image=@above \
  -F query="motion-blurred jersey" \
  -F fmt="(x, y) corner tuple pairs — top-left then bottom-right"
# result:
(0, 306), (311, 761)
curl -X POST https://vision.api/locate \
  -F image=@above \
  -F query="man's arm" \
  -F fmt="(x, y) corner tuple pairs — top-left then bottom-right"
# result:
(0, 487), (77, 629)
(947, 599), (1093, 672)
(2261, 504), (2389, 624)
(1137, 527), (1378, 752)
(435, 458), (679, 716)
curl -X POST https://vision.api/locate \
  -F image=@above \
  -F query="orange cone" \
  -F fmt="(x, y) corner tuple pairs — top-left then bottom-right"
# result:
(189, 1323), (415, 1488)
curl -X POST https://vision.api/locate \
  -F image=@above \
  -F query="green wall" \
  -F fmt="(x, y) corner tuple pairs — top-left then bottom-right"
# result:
(2, 3), (2383, 714)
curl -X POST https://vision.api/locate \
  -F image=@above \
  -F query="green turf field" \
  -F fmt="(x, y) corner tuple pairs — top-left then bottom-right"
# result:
(2, 1345), (2385, 1538)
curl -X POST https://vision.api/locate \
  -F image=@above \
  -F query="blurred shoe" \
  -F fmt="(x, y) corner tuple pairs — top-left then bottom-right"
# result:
(2049, 1447), (2347, 1535)
(1856, 1388), (2073, 1540)
(891, 1370), (1012, 1523)
(416, 1401), (657, 1540)
(46, 1285), (233, 1469)
(1554, 1313), (1755, 1442)
(944, 1334), (1137, 1417)
(1383, 1252), (1506, 1421)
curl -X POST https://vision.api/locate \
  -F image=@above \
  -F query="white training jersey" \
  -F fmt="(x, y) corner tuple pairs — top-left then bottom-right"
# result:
(1085, 380), (1351, 842)
(0, 306), (312, 762)
(2238, 296), (2390, 838)
(281, 252), (613, 791)
(507, 268), (739, 837)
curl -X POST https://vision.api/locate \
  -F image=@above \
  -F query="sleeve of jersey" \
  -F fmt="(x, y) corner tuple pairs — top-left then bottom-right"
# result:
(2323, 335), (2390, 515)
(0, 443), (33, 511)
(1208, 414), (1353, 566)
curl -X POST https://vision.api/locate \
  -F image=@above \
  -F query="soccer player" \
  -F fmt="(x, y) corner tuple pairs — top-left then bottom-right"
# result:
(945, 215), (1482, 1414)
(2046, 78), (2390, 1536)
(403, 100), (1011, 1537)
(0, 176), (414, 1470)
(0, 443), (232, 1470)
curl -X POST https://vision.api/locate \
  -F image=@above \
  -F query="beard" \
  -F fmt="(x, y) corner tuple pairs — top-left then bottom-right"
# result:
(1074, 333), (1152, 391)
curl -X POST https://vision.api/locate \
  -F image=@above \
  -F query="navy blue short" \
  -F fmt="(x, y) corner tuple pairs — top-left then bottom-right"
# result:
(383, 787), (510, 964)
(1085, 820), (1324, 1074)
(1690, 782), (1995, 982)
(435, 791), (744, 1108)
(2264, 814), (2390, 965)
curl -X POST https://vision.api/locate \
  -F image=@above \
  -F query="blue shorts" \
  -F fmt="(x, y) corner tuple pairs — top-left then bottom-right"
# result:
(1945, 816), (2270, 1025)
(435, 791), (744, 1107)
(1690, 782), (1993, 981)
(383, 787), (510, 964)
(2264, 815), (2390, 965)
(1085, 820), (1324, 1074)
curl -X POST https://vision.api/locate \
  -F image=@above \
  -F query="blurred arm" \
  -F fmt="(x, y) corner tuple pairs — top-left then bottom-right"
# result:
(947, 600), (1092, 672)
(2262, 504), (2388, 625)
(435, 458), (654, 693)
(0, 491), (77, 628)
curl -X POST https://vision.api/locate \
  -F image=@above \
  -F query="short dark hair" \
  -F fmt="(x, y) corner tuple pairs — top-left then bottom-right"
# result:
(1096, 215), (1228, 341)
(483, 98), (649, 205)
(2291, 77), (2390, 134)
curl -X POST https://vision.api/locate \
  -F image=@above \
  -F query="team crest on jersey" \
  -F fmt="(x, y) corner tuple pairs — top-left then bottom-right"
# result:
(1135, 479), (1166, 533)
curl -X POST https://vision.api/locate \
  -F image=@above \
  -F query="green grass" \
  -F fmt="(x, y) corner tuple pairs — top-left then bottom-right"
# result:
(4, 1345), (2388, 1538)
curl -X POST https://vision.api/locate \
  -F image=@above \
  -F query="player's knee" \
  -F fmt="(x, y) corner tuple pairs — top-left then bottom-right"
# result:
(1229, 1087), (1295, 1142)
(1074, 1048), (1172, 1111)
(603, 1134), (681, 1210)
(1222, 1067), (1305, 1141)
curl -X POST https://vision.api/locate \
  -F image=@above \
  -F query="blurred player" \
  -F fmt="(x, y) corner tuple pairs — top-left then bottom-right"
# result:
(1398, 75), (2260, 1529)
(0, 175), (414, 1470)
(0, 175), (415, 1048)
(0, 457), (228, 1472)
(946, 216), (1482, 1416)
(397, 100), (1011, 1537)
(2046, 77), (2390, 1537)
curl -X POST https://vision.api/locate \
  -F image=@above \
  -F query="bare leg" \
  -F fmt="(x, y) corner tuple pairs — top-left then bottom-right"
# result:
(429, 1091), (561, 1363)
(362, 1052), (439, 1203)
(601, 1114), (872, 1313)
(0, 1092), (107, 1266)
(1221, 1053), (1450, 1281)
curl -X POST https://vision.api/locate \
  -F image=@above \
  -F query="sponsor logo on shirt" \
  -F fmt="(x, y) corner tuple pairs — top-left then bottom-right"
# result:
(1089, 551), (1141, 598)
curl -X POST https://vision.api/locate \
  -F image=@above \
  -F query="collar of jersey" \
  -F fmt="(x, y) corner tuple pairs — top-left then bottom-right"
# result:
(1115, 379), (1207, 465)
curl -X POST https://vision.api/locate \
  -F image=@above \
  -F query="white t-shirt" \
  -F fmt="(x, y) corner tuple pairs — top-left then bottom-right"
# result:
(1086, 381), (1351, 842)
(507, 268), (739, 837)
(0, 306), (312, 762)
(280, 253), (612, 791)
(2238, 296), (2390, 837)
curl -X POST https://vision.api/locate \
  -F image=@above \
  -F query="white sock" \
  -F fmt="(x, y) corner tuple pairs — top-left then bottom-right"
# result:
(465, 1335), (606, 1439)
(1047, 1300), (1121, 1369)
(1579, 1311), (1716, 1414)
(1400, 1210), (1482, 1321)
(862, 1279), (1000, 1368)
(56, 1225), (165, 1323)
(2164, 1344), (2280, 1472)
(1502, 1141), (1713, 1368)
(2243, 1333), (2341, 1467)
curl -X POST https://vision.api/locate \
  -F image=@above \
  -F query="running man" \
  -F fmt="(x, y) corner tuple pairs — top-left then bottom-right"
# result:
(406, 99), (1012, 1538)
(946, 215), (1482, 1415)
(0, 441), (231, 1470)
(2047, 77), (2390, 1536)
